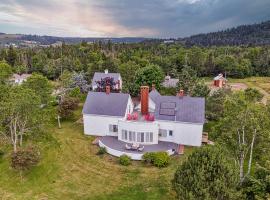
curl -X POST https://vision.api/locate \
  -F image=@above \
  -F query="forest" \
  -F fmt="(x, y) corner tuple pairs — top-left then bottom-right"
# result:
(1, 41), (270, 90)
(180, 20), (270, 46)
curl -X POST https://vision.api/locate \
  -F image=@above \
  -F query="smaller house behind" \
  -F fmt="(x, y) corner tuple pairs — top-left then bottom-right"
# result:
(91, 69), (122, 90)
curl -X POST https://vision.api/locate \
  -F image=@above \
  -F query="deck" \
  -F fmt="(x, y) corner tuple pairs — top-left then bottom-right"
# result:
(99, 136), (178, 160)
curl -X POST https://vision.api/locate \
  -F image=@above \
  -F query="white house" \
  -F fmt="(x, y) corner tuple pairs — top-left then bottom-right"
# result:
(10, 74), (31, 85)
(91, 69), (122, 91)
(162, 75), (179, 88)
(83, 86), (205, 160)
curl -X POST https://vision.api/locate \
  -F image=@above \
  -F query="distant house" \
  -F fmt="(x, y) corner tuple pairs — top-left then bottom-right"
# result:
(83, 85), (205, 160)
(91, 69), (122, 91)
(10, 74), (31, 85)
(162, 75), (179, 88)
(213, 74), (227, 88)
(163, 40), (175, 44)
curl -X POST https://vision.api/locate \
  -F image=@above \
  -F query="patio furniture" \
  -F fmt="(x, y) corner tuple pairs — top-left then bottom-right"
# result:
(131, 143), (139, 150)
(125, 144), (132, 150)
(138, 146), (144, 152)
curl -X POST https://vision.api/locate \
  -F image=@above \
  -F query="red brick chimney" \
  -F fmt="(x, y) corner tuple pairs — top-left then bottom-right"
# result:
(177, 89), (184, 97)
(106, 85), (110, 94)
(141, 86), (149, 115)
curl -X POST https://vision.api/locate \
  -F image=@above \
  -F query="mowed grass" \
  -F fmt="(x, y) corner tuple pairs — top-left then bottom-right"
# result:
(228, 76), (270, 92)
(0, 106), (192, 200)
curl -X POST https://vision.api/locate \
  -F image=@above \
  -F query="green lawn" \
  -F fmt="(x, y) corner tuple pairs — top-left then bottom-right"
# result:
(0, 107), (192, 200)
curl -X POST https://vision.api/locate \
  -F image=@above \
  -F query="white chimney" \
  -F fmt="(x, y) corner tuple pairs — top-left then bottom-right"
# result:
(104, 69), (109, 74)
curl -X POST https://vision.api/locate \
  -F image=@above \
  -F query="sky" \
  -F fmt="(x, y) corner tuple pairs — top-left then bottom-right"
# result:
(0, 0), (270, 38)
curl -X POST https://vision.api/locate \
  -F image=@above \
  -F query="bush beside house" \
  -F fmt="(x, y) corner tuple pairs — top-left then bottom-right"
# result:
(142, 152), (170, 168)
(119, 155), (131, 166)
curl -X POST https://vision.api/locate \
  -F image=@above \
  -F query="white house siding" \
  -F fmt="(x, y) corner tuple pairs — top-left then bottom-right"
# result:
(158, 120), (203, 146)
(124, 96), (134, 117)
(118, 120), (159, 144)
(83, 114), (122, 136)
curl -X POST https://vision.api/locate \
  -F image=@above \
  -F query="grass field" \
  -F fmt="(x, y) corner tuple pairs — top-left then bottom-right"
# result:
(0, 107), (192, 200)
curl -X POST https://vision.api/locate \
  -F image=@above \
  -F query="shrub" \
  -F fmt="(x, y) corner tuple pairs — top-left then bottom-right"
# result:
(119, 155), (131, 166)
(96, 147), (107, 155)
(142, 152), (155, 164)
(11, 146), (40, 171)
(152, 152), (170, 168)
(68, 87), (81, 98)
(142, 152), (170, 168)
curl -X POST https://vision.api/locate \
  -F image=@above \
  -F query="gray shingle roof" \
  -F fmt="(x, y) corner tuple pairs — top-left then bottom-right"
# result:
(83, 92), (129, 117)
(154, 95), (205, 124)
(162, 78), (179, 88)
(92, 72), (121, 87)
(149, 90), (161, 103)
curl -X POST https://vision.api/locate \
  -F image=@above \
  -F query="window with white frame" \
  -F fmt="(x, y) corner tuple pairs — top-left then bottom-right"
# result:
(145, 132), (153, 142)
(109, 124), (118, 132)
(128, 131), (136, 142)
(159, 129), (167, 137)
(137, 132), (145, 142)
(169, 130), (173, 136)
(122, 130), (128, 140)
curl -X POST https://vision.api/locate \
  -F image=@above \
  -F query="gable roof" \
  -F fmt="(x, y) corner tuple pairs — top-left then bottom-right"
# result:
(92, 72), (121, 86)
(83, 92), (129, 117)
(149, 90), (161, 104)
(11, 74), (31, 80)
(154, 95), (205, 124)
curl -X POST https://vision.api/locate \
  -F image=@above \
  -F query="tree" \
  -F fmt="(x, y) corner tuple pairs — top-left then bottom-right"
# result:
(95, 77), (119, 93)
(0, 86), (42, 152)
(69, 71), (90, 93)
(242, 162), (270, 199)
(214, 92), (270, 184)
(22, 73), (52, 104)
(190, 79), (210, 97)
(244, 88), (263, 102)
(0, 61), (12, 84)
(58, 96), (79, 119)
(172, 146), (241, 200)
(206, 88), (231, 121)
(177, 66), (209, 97)
(6, 45), (17, 66)
(59, 70), (73, 88)
(134, 64), (164, 94)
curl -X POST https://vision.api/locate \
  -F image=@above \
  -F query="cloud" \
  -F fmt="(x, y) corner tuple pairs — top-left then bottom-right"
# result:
(0, 0), (269, 37)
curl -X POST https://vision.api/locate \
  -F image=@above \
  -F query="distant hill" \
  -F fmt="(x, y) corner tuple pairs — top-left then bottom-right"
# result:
(0, 33), (149, 46)
(180, 20), (270, 46)
(1, 20), (270, 47)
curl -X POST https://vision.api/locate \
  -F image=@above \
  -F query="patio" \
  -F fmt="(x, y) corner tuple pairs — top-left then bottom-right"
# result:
(98, 136), (178, 160)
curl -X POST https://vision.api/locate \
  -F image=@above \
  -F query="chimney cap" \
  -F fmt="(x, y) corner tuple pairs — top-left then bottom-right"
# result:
(140, 85), (149, 89)
(105, 85), (110, 94)
(177, 89), (184, 97)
